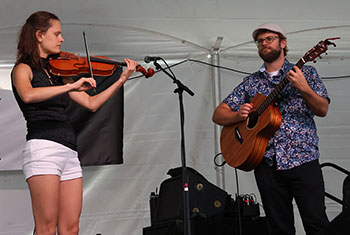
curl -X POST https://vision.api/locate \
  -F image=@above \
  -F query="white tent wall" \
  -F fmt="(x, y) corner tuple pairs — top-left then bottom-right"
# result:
(1, 0), (350, 234)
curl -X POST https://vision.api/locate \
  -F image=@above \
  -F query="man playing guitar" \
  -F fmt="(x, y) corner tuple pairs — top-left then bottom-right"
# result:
(212, 23), (330, 235)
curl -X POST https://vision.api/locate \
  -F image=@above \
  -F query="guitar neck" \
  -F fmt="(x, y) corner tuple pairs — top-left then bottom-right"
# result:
(257, 58), (305, 115)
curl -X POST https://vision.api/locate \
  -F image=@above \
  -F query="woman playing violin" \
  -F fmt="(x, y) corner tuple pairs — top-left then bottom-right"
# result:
(11, 11), (137, 235)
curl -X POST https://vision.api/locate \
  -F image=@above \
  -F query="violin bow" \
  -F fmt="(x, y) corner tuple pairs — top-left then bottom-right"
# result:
(83, 31), (96, 93)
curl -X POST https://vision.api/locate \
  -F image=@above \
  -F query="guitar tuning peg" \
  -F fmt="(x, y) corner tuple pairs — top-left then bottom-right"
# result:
(325, 52), (328, 55)
(313, 60), (317, 63)
(319, 56), (323, 59)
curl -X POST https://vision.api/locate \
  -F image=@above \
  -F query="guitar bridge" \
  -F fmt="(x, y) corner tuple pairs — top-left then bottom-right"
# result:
(235, 127), (243, 144)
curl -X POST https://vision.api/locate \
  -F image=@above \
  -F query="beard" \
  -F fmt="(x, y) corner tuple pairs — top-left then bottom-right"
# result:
(258, 46), (282, 63)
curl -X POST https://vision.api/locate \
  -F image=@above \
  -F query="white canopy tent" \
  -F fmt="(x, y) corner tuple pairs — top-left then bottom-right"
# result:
(0, 0), (350, 234)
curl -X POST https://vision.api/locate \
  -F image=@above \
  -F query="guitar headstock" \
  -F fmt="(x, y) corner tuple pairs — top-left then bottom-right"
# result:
(302, 37), (340, 63)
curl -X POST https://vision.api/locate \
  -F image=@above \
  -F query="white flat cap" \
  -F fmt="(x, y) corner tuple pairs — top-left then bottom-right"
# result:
(252, 23), (287, 40)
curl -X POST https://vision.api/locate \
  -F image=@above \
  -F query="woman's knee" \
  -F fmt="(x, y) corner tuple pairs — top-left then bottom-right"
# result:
(58, 221), (80, 235)
(35, 222), (57, 235)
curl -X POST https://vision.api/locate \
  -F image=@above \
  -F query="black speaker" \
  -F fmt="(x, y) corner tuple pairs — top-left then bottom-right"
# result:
(154, 167), (229, 224)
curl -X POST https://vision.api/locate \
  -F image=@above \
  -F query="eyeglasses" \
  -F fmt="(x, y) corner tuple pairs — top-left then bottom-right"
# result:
(255, 36), (280, 46)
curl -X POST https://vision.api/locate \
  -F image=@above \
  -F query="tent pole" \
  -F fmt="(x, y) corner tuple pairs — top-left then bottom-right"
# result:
(211, 46), (226, 190)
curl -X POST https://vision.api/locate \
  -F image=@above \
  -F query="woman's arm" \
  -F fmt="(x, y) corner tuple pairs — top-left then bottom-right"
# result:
(12, 63), (96, 103)
(68, 59), (137, 112)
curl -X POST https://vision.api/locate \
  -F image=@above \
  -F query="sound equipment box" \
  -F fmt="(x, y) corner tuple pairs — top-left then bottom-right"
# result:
(143, 214), (269, 235)
(153, 167), (229, 224)
(143, 166), (270, 235)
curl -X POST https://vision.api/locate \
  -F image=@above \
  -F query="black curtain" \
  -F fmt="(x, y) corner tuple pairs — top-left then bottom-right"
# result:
(66, 67), (124, 166)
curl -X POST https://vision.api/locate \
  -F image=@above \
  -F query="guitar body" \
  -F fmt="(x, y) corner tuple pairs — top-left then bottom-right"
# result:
(220, 93), (282, 171)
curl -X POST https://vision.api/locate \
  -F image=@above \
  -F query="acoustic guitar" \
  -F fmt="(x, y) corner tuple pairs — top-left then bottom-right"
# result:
(220, 37), (340, 171)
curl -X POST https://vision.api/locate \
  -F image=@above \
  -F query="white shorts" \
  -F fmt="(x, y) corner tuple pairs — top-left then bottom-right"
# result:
(23, 139), (82, 181)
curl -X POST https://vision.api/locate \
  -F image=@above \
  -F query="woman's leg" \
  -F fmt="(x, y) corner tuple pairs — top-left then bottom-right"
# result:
(27, 175), (60, 235)
(57, 177), (83, 235)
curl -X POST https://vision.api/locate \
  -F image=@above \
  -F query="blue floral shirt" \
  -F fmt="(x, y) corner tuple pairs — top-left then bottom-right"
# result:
(223, 59), (330, 170)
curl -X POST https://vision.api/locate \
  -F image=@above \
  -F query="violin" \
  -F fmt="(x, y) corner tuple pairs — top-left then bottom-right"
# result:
(47, 51), (155, 78)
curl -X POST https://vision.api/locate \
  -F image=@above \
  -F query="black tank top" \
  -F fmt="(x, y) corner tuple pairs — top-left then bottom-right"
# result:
(12, 61), (77, 150)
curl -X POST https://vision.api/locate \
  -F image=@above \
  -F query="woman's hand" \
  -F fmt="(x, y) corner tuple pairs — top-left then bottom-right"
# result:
(71, 77), (96, 92)
(119, 59), (138, 84)
(68, 59), (137, 112)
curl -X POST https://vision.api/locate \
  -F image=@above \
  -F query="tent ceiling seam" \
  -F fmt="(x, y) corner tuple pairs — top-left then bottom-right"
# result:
(63, 23), (211, 53)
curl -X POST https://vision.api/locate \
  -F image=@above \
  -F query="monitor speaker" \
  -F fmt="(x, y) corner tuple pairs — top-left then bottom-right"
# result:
(154, 167), (229, 224)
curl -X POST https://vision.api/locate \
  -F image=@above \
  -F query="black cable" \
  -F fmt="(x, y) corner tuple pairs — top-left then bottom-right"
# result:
(33, 227), (35, 235)
(213, 153), (243, 234)
(213, 152), (226, 167)
(160, 57), (177, 79)
(322, 74), (350, 80)
(128, 58), (350, 81)
(234, 168), (243, 235)
(187, 59), (350, 80)
(188, 59), (252, 75)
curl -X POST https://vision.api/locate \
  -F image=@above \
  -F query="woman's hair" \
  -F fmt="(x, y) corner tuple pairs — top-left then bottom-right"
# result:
(16, 11), (60, 70)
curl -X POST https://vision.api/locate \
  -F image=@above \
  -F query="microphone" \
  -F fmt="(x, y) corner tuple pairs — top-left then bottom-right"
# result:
(144, 56), (161, 63)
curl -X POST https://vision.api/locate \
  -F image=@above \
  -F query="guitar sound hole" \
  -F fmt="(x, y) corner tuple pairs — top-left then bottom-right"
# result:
(247, 111), (259, 129)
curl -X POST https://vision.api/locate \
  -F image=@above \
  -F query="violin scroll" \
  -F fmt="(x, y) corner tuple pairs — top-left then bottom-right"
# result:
(136, 65), (155, 78)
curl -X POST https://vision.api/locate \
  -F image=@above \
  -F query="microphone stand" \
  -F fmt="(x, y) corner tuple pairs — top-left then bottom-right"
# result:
(153, 59), (194, 235)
